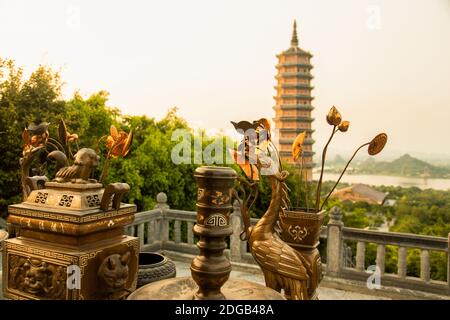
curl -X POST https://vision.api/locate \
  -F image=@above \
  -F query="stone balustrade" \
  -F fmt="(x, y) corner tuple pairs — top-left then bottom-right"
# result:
(124, 193), (450, 297)
(324, 206), (449, 296)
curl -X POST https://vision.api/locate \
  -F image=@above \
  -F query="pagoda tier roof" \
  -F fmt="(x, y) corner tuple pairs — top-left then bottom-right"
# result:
(277, 47), (313, 57)
(280, 150), (315, 157)
(275, 94), (314, 100)
(278, 138), (315, 145)
(279, 128), (315, 133)
(275, 72), (313, 79)
(274, 116), (314, 122)
(276, 62), (313, 69)
(272, 104), (314, 111)
(275, 83), (314, 90)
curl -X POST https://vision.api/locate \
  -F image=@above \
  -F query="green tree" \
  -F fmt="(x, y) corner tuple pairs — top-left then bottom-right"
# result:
(0, 60), (65, 216)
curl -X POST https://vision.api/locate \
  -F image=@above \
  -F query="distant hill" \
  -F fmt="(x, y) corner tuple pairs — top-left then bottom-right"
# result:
(358, 154), (450, 178)
(326, 154), (450, 178)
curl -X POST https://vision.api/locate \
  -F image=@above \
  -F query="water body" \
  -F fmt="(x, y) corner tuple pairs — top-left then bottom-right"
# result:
(318, 173), (450, 191)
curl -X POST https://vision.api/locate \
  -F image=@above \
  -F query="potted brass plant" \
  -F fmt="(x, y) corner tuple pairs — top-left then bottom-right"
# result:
(230, 107), (387, 300)
(277, 106), (387, 298)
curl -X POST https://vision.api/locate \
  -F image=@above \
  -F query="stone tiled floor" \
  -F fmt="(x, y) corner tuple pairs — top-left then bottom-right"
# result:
(0, 261), (387, 300)
(174, 260), (388, 300)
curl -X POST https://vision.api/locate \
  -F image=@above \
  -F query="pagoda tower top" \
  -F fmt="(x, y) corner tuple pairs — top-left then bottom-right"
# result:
(291, 20), (298, 47)
(278, 20), (312, 58)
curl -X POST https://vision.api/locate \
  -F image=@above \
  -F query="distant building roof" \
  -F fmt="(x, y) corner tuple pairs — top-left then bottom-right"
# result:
(331, 183), (388, 205)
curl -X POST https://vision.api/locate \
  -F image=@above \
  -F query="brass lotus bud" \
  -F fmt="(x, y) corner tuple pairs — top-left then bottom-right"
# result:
(368, 133), (388, 155)
(338, 121), (350, 132)
(326, 106), (342, 126)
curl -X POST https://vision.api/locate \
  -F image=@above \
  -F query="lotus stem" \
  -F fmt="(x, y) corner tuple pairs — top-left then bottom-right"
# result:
(305, 167), (309, 212)
(296, 152), (304, 209)
(99, 158), (110, 184)
(315, 126), (338, 210)
(99, 151), (112, 184)
(320, 142), (370, 211)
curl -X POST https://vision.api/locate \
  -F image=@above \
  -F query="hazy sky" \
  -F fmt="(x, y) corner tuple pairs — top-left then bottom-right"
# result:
(1, 0), (449, 158)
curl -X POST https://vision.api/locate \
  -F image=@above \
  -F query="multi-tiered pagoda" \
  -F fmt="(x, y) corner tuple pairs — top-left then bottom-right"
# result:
(273, 20), (315, 179)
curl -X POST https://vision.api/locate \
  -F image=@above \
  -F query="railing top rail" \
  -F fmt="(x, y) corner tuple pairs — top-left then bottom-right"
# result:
(342, 227), (448, 251)
(165, 209), (197, 222)
(133, 209), (162, 225)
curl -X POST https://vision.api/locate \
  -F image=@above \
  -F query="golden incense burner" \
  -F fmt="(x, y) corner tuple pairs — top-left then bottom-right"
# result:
(2, 122), (138, 300)
(3, 172), (139, 300)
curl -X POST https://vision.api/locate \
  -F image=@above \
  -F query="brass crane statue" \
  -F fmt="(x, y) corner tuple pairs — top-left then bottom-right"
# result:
(231, 117), (312, 300)
(235, 167), (311, 300)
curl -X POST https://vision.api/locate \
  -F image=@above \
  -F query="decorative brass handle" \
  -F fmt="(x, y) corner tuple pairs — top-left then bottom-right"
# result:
(100, 183), (130, 211)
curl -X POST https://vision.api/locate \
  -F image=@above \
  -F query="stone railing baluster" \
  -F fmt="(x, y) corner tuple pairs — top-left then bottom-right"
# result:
(174, 220), (181, 243)
(356, 241), (366, 271)
(155, 192), (169, 243)
(137, 223), (145, 247)
(187, 221), (194, 244)
(376, 244), (385, 275)
(420, 249), (430, 282)
(326, 207), (344, 277)
(397, 246), (407, 279)
(230, 200), (243, 262)
(146, 220), (155, 244)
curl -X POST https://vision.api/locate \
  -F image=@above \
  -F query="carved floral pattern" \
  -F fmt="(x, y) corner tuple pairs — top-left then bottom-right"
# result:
(288, 225), (308, 241)
(210, 191), (230, 206)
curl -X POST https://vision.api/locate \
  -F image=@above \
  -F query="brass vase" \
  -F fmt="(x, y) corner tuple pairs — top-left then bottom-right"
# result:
(278, 209), (325, 300)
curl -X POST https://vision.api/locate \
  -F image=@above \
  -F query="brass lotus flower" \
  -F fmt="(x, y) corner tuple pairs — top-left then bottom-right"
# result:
(229, 148), (259, 181)
(22, 122), (50, 154)
(106, 125), (133, 158)
(368, 133), (388, 156)
(338, 121), (350, 132)
(291, 131), (306, 161)
(326, 106), (342, 126)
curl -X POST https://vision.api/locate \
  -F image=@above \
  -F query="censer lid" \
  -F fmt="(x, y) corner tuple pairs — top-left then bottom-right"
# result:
(18, 181), (104, 213)
(194, 166), (237, 179)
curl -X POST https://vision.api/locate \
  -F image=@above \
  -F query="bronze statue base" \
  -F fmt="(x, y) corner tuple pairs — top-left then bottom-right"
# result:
(127, 276), (285, 300)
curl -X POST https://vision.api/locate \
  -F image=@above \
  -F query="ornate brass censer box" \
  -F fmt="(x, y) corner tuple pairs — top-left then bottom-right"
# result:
(2, 122), (139, 300)
(3, 180), (138, 300)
